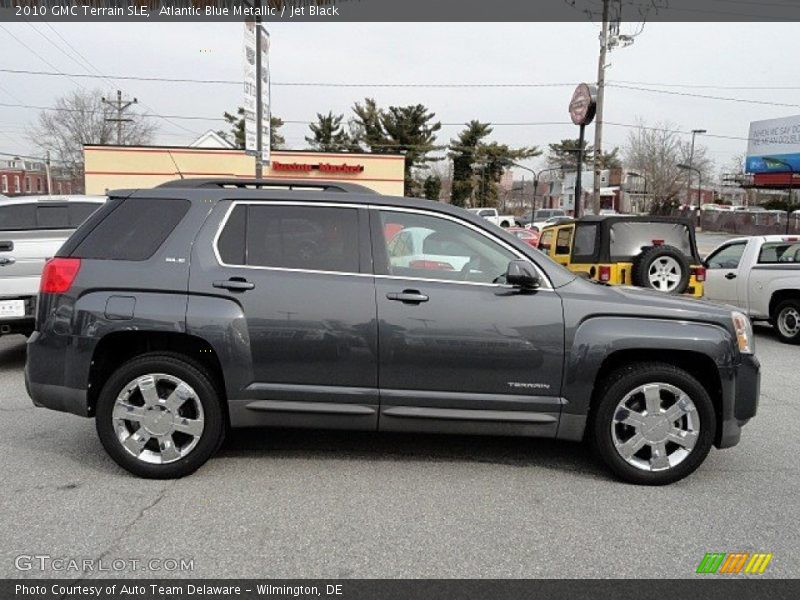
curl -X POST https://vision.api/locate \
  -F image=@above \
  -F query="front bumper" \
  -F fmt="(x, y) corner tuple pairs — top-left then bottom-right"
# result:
(716, 354), (760, 449)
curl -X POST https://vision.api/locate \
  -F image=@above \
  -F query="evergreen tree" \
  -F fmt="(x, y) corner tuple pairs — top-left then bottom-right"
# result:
(305, 111), (352, 152)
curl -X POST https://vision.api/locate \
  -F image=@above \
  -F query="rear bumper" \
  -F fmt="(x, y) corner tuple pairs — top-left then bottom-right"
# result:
(716, 354), (760, 449)
(0, 295), (36, 334)
(25, 330), (91, 418)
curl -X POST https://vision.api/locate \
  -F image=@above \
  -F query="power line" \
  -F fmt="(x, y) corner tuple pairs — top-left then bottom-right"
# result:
(31, 23), (201, 137)
(607, 83), (800, 109)
(0, 68), (580, 88)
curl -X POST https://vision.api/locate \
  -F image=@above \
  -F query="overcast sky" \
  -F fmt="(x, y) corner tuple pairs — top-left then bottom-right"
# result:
(2, 21), (799, 177)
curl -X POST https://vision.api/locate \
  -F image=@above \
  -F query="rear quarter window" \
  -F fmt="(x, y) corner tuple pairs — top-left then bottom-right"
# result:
(71, 198), (190, 261)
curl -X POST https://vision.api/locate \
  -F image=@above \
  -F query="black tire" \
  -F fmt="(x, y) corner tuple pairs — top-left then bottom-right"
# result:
(631, 245), (691, 294)
(772, 299), (800, 345)
(95, 352), (225, 479)
(589, 362), (716, 485)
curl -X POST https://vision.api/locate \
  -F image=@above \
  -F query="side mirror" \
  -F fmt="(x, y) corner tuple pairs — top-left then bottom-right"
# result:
(506, 260), (540, 290)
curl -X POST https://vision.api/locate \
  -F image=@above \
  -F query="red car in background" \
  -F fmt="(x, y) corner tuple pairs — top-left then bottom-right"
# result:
(507, 227), (540, 248)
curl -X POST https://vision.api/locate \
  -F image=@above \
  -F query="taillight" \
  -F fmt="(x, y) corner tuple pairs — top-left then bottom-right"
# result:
(652, 239), (664, 246)
(409, 260), (455, 271)
(598, 265), (611, 282)
(692, 266), (706, 282)
(40, 258), (81, 294)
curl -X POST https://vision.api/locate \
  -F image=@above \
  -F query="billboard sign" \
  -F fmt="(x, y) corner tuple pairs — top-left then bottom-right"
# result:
(746, 115), (800, 173)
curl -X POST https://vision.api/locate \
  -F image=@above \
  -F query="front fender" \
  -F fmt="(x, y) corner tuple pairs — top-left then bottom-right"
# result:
(561, 316), (736, 419)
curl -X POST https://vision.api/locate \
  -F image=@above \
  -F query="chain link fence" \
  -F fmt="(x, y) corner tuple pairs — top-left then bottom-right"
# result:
(675, 208), (800, 235)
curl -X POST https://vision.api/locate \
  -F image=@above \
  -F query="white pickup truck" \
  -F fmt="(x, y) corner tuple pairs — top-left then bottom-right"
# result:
(467, 207), (517, 228)
(704, 234), (800, 344)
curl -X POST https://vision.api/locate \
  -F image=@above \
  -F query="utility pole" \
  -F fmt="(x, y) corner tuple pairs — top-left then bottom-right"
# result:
(592, 0), (611, 216)
(44, 150), (52, 196)
(101, 90), (137, 145)
(592, 1), (636, 214)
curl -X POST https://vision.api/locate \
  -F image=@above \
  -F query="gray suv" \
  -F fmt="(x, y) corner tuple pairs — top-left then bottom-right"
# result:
(0, 195), (104, 337)
(25, 180), (760, 484)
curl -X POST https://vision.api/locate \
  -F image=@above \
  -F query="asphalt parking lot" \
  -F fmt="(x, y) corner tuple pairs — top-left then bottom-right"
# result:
(0, 325), (797, 580)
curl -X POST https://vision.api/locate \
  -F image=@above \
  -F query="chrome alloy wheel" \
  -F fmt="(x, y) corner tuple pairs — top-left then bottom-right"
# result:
(112, 374), (205, 464)
(777, 305), (800, 339)
(611, 383), (699, 472)
(647, 256), (682, 292)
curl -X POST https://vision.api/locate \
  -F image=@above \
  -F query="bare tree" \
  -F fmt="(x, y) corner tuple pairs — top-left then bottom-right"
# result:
(623, 119), (714, 213)
(28, 89), (157, 179)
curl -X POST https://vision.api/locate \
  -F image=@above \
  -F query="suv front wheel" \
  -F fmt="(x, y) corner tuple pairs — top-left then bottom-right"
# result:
(590, 362), (716, 485)
(95, 353), (225, 478)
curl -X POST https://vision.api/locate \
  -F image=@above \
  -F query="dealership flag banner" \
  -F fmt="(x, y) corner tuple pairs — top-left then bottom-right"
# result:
(243, 20), (271, 165)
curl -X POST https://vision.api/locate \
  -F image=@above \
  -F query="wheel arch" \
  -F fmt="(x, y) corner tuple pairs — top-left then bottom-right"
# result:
(559, 316), (733, 445)
(768, 288), (800, 320)
(87, 330), (227, 417)
(587, 349), (723, 445)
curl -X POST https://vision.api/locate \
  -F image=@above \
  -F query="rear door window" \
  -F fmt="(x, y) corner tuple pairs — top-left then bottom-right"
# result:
(71, 198), (190, 261)
(218, 204), (360, 273)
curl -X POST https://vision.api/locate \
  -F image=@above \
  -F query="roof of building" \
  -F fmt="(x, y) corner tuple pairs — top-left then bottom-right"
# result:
(189, 130), (236, 149)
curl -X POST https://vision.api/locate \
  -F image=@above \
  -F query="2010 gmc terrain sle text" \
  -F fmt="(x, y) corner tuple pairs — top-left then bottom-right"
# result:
(25, 179), (760, 485)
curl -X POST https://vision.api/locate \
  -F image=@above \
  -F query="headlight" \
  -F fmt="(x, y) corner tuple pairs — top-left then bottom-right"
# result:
(731, 311), (754, 354)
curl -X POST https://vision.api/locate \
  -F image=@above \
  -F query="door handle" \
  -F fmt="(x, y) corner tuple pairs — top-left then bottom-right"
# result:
(386, 290), (429, 304)
(213, 278), (254, 291)
(725, 273), (737, 280)
(0, 257), (15, 267)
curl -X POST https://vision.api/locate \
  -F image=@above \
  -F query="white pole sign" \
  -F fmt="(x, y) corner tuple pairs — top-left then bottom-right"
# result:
(260, 26), (271, 165)
(243, 20), (257, 155)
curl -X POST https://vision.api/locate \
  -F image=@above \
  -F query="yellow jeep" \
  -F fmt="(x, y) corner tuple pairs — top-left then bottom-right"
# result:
(537, 216), (705, 297)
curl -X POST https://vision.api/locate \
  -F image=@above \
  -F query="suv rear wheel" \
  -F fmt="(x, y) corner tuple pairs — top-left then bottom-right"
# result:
(95, 353), (225, 478)
(590, 362), (716, 485)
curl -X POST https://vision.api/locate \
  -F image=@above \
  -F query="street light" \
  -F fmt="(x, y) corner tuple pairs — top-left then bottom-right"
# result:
(503, 162), (565, 222)
(686, 128), (707, 203)
(677, 163), (702, 210)
(763, 156), (795, 234)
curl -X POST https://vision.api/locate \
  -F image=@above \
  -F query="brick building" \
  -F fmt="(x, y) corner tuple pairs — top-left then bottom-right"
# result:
(0, 157), (76, 197)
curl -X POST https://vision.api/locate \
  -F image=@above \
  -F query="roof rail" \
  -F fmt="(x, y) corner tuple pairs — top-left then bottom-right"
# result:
(155, 178), (374, 194)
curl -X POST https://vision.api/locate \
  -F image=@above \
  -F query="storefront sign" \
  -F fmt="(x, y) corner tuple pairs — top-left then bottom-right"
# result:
(272, 161), (365, 174)
(569, 83), (597, 126)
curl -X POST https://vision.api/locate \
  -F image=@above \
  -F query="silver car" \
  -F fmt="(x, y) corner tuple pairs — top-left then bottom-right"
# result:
(0, 195), (105, 336)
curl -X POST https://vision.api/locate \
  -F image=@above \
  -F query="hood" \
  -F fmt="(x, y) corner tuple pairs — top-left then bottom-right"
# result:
(559, 276), (737, 328)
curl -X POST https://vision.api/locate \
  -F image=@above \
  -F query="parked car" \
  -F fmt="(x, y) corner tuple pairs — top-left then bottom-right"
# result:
(506, 226), (540, 248)
(704, 235), (800, 344)
(0, 195), (105, 337)
(466, 207), (517, 228)
(26, 178), (759, 484)
(537, 215), (706, 297)
(531, 208), (567, 231)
